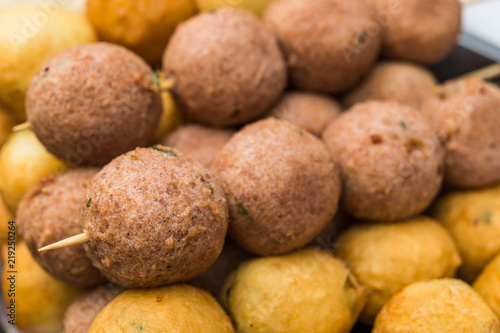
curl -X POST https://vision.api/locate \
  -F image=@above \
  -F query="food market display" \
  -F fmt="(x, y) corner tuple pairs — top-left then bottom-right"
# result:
(1, 0), (500, 332)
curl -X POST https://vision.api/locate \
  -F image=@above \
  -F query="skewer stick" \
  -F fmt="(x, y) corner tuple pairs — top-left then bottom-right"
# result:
(38, 233), (89, 252)
(159, 75), (175, 91)
(462, 0), (488, 6)
(12, 122), (31, 132)
(461, 63), (500, 81)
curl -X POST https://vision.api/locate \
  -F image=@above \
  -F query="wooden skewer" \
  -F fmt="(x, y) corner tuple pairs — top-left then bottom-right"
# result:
(12, 121), (31, 132)
(462, 0), (488, 6)
(38, 233), (89, 252)
(159, 75), (175, 91)
(461, 63), (500, 81)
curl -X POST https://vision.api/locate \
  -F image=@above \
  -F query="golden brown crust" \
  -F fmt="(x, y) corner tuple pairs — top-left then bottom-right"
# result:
(210, 118), (341, 255)
(17, 168), (105, 288)
(322, 101), (444, 220)
(80, 147), (228, 288)
(163, 8), (287, 126)
(161, 124), (235, 167)
(264, 0), (381, 93)
(26, 42), (162, 166)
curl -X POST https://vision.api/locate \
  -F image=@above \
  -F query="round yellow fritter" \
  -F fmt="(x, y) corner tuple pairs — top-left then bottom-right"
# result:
(0, 4), (97, 122)
(335, 216), (461, 324)
(88, 284), (234, 333)
(474, 252), (500, 320)
(430, 185), (500, 282)
(219, 247), (366, 333)
(373, 279), (500, 333)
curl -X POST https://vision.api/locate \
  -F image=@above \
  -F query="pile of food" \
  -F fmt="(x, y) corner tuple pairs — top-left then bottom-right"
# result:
(0, 0), (499, 332)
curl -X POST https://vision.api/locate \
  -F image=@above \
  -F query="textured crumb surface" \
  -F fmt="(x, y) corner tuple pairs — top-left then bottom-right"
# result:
(268, 91), (342, 136)
(322, 101), (444, 220)
(161, 124), (235, 167)
(163, 8), (286, 126)
(210, 118), (341, 255)
(26, 42), (162, 166)
(61, 283), (122, 333)
(80, 147), (229, 288)
(17, 168), (104, 288)
(263, 0), (381, 93)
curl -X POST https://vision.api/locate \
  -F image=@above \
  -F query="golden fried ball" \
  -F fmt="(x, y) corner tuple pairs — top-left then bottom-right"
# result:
(219, 247), (366, 333)
(473, 252), (500, 320)
(88, 284), (234, 332)
(373, 279), (500, 333)
(430, 185), (500, 282)
(335, 216), (461, 324)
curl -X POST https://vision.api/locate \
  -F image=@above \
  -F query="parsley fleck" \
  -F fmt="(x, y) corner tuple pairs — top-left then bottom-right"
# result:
(298, 130), (304, 136)
(358, 30), (368, 44)
(191, 215), (198, 220)
(400, 121), (408, 131)
(150, 73), (160, 88)
(237, 202), (251, 219)
(152, 145), (177, 156)
(484, 210), (493, 224)
(206, 184), (214, 195)
(86, 198), (92, 208)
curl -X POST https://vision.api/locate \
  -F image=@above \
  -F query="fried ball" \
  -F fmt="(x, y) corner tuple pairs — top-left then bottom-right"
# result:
(335, 216), (461, 324)
(88, 284), (234, 332)
(190, 240), (253, 296)
(80, 147), (228, 288)
(263, 0), (381, 93)
(423, 77), (500, 188)
(210, 118), (341, 255)
(366, 0), (461, 64)
(62, 283), (122, 333)
(430, 185), (500, 282)
(473, 252), (500, 320)
(26, 42), (162, 166)
(87, 0), (195, 66)
(373, 279), (500, 333)
(342, 61), (438, 109)
(268, 92), (342, 136)
(163, 8), (287, 126)
(219, 247), (366, 333)
(322, 101), (444, 221)
(17, 168), (105, 288)
(161, 124), (235, 168)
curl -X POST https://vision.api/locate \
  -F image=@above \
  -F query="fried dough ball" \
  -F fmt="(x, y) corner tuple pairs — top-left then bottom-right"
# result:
(163, 8), (287, 126)
(62, 283), (122, 333)
(423, 77), (500, 188)
(268, 92), (342, 136)
(210, 118), (341, 255)
(219, 248), (366, 333)
(80, 147), (228, 288)
(342, 61), (438, 109)
(473, 252), (500, 320)
(88, 284), (234, 332)
(366, 0), (461, 64)
(373, 279), (500, 333)
(26, 42), (162, 166)
(263, 0), (381, 93)
(430, 185), (500, 282)
(161, 124), (235, 167)
(335, 216), (461, 324)
(17, 168), (105, 288)
(322, 101), (444, 220)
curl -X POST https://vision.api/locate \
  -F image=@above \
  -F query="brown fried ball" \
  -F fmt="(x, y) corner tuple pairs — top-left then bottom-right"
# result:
(366, 0), (461, 64)
(160, 124), (235, 168)
(423, 77), (500, 188)
(342, 61), (438, 109)
(190, 240), (253, 296)
(268, 92), (342, 136)
(373, 279), (500, 333)
(335, 216), (461, 324)
(26, 42), (162, 166)
(263, 0), (381, 93)
(80, 147), (228, 288)
(61, 283), (122, 333)
(163, 8), (287, 126)
(210, 118), (341, 255)
(17, 168), (105, 288)
(322, 101), (444, 221)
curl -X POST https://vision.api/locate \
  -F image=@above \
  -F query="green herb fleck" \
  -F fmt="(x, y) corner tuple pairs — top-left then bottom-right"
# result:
(484, 210), (493, 224)
(400, 121), (408, 131)
(163, 217), (170, 225)
(437, 165), (443, 176)
(237, 201), (251, 219)
(131, 322), (144, 331)
(86, 198), (92, 208)
(150, 73), (160, 88)
(298, 130), (304, 136)
(152, 145), (177, 156)
(191, 215), (198, 220)
(206, 184), (214, 195)
(358, 30), (368, 44)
